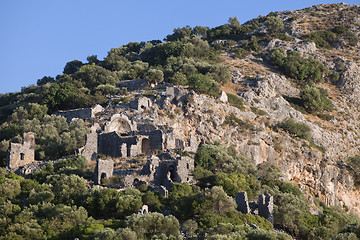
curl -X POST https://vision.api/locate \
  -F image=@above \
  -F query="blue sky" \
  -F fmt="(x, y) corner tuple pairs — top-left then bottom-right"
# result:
(0, 1), (358, 94)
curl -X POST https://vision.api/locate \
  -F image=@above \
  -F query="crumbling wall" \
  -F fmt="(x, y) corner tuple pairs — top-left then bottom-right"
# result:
(56, 104), (104, 122)
(116, 79), (148, 91)
(7, 132), (36, 169)
(175, 156), (194, 183)
(165, 86), (188, 104)
(98, 129), (164, 158)
(119, 155), (193, 190)
(130, 97), (152, 112)
(258, 194), (273, 224)
(94, 159), (114, 184)
(98, 132), (138, 158)
(235, 192), (273, 224)
(78, 125), (99, 162)
(139, 130), (163, 151)
(235, 192), (250, 214)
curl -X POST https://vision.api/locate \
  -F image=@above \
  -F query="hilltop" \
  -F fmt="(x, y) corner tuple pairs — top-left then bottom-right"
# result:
(1, 3), (360, 239)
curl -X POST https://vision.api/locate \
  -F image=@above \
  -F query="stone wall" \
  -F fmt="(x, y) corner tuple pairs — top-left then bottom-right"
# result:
(235, 192), (273, 224)
(94, 159), (114, 184)
(98, 130), (163, 158)
(258, 194), (274, 224)
(78, 131), (98, 162)
(98, 132), (137, 158)
(116, 79), (148, 91)
(120, 155), (194, 190)
(56, 104), (104, 122)
(130, 97), (152, 112)
(7, 132), (36, 169)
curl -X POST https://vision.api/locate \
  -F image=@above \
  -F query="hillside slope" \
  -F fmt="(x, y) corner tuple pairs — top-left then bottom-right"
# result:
(2, 3), (360, 239)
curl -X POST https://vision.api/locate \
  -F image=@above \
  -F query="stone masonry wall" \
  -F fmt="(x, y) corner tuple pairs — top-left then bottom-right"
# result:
(7, 132), (36, 169)
(94, 159), (114, 184)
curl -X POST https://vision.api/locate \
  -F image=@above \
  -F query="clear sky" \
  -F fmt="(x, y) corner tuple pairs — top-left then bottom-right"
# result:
(0, 1), (358, 94)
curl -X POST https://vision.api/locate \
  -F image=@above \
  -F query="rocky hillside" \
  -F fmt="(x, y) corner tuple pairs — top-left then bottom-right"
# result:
(2, 3), (360, 239)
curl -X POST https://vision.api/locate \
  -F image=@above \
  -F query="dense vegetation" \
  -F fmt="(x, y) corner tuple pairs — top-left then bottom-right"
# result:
(0, 143), (358, 239)
(302, 25), (359, 48)
(270, 49), (328, 83)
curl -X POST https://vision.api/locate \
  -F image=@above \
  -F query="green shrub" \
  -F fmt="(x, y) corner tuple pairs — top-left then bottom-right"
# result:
(194, 143), (255, 175)
(303, 30), (337, 49)
(270, 49), (328, 83)
(188, 73), (221, 97)
(227, 93), (245, 110)
(266, 16), (284, 33)
(224, 113), (254, 131)
(328, 71), (340, 82)
(276, 118), (311, 141)
(315, 113), (334, 121)
(232, 47), (251, 59)
(303, 25), (359, 48)
(250, 106), (267, 116)
(170, 72), (188, 85)
(300, 84), (333, 113)
(125, 212), (180, 239)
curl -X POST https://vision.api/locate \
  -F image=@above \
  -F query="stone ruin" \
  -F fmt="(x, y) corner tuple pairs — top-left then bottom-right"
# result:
(235, 192), (273, 224)
(79, 110), (198, 163)
(116, 79), (149, 91)
(94, 153), (194, 191)
(139, 205), (149, 214)
(56, 104), (104, 123)
(130, 97), (152, 112)
(78, 124), (99, 162)
(94, 159), (114, 185)
(120, 154), (194, 189)
(7, 132), (36, 170)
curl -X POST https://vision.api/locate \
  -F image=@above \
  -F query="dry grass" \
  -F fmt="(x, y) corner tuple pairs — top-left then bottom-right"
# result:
(221, 82), (240, 95)
(221, 53), (279, 77)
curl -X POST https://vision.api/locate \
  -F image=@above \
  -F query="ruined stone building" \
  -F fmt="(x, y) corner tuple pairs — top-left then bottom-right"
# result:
(94, 154), (194, 190)
(7, 132), (36, 170)
(120, 154), (194, 189)
(55, 91), (199, 190)
(235, 192), (274, 224)
(116, 79), (149, 91)
(94, 159), (114, 185)
(56, 104), (104, 123)
(79, 109), (197, 162)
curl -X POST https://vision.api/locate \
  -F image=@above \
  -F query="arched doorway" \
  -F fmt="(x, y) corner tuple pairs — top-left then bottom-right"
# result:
(141, 138), (150, 155)
(133, 178), (140, 187)
(100, 172), (107, 184)
(168, 165), (177, 182)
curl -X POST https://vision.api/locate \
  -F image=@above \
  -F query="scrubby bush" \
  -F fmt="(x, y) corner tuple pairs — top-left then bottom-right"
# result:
(300, 84), (333, 113)
(195, 143), (255, 174)
(276, 118), (311, 141)
(188, 73), (221, 97)
(145, 68), (164, 83)
(303, 25), (359, 48)
(271, 49), (328, 83)
(125, 212), (180, 239)
(266, 16), (284, 33)
(223, 113), (254, 131)
(170, 72), (188, 85)
(227, 93), (245, 110)
(84, 188), (143, 219)
(95, 84), (119, 95)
